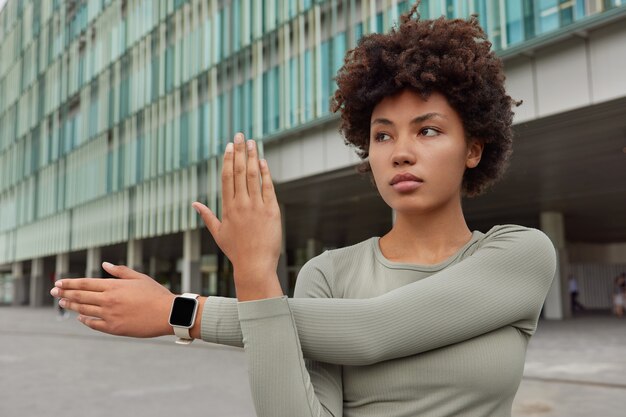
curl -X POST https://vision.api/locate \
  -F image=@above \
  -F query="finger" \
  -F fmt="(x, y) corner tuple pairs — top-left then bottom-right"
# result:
(55, 278), (109, 292)
(192, 202), (221, 237)
(78, 315), (109, 333)
(246, 140), (261, 201)
(233, 133), (248, 198)
(52, 288), (104, 306)
(60, 299), (103, 318)
(222, 142), (234, 203)
(260, 159), (277, 204)
(102, 262), (148, 280)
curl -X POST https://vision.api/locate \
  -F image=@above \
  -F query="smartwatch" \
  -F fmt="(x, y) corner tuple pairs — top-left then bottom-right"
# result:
(168, 293), (200, 345)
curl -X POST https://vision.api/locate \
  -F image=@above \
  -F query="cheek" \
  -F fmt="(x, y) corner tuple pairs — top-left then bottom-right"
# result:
(426, 148), (468, 186)
(368, 160), (388, 195)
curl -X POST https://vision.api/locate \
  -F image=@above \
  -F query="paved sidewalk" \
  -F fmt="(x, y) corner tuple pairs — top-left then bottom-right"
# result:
(513, 314), (626, 417)
(1, 306), (624, 417)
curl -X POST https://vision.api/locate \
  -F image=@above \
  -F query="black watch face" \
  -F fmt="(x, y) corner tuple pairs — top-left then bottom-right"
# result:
(169, 297), (197, 327)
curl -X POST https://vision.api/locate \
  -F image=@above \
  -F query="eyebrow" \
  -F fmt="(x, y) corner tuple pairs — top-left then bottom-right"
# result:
(370, 112), (448, 126)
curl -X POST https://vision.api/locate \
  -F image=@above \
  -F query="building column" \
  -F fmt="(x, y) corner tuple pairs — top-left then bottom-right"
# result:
(11, 262), (25, 306)
(127, 239), (144, 272)
(55, 253), (70, 280)
(55, 253), (70, 311)
(182, 229), (201, 294)
(29, 258), (46, 307)
(306, 238), (321, 260)
(149, 256), (158, 279)
(540, 211), (570, 320)
(86, 247), (102, 277)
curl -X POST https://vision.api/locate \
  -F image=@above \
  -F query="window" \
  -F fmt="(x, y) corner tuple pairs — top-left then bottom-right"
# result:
(320, 40), (331, 114)
(233, 0), (241, 51)
(354, 22), (363, 44)
(107, 131), (113, 193)
(243, 79), (253, 136)
(118, 125), (126, 190)
(262, 67), (280, 135)
(180, 110), (189, 167)
(536, 0), (559, 34)
(165, 46), (174, 93)
(233, 83), (242, 134)
(304, 49), (313, 122)
(119, 56), (131, 121)
(136, 112), (144, 182)
(506, 0), (525, 46)
(289, 57), (297, 126)
(333, 31), (346, 78)
(199, 100), (209, 159)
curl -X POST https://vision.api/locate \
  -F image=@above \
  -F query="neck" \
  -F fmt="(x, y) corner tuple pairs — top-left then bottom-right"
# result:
(380, 198), (472, 265)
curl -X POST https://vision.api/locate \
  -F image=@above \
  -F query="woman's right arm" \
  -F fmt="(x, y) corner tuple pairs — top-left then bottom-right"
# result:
(238, 250), (343, 417)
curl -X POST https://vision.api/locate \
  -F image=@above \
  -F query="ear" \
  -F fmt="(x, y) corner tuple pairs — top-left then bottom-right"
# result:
(466, 139), (484, 169)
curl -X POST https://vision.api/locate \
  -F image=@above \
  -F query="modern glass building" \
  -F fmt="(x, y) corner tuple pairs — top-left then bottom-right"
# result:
(1, 0), (626, 317)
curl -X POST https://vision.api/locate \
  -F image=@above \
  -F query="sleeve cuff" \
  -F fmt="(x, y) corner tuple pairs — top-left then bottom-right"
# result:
(237, 296), (291, 321)
(200, 296), (241, 344)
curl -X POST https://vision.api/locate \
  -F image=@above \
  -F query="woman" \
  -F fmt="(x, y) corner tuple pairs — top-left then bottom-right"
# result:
(51, 5), (556, 417)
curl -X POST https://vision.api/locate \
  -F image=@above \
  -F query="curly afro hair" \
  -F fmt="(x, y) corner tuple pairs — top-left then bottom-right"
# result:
(330, 3), (519, 197)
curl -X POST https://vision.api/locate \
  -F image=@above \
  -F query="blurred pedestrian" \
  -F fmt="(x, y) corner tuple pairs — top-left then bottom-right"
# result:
(52, 272), (69, 320)
(613, 273), (625, 317)
(568, 274), (585, 313)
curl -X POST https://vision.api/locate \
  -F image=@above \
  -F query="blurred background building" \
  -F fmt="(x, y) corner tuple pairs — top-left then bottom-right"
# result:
(0, 0), (625, 319)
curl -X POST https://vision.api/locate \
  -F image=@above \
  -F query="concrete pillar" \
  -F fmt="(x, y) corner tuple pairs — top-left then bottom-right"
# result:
(55, 253), (70, 312)
(55, 253), (70, 280)
(306, 238), (321, 261)
(86, 247), (102, 277)
(127, 238), (144, 272)
(29, 258), (46, 307)
(149, 256), (158, 279)
(277, 203), (289, 294)
(182, 229), (201, 294)
(541, 211), (569, 320)
(11, 262), (25, 306)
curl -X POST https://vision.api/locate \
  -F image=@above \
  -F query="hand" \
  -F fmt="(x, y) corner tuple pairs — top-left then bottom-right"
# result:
(50, 262), (176, 337)
(193, 133), (283, 301)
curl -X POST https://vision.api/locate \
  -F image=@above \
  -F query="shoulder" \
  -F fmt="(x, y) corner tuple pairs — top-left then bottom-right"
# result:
(473, 224), (557, 282)
(294, 238), (377, 299)
(479, 224), (555, 252)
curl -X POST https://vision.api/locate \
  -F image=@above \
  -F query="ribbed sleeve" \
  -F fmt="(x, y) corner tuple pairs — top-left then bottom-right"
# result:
(200, 296), (242, 347)
(239, 297), (334, 417)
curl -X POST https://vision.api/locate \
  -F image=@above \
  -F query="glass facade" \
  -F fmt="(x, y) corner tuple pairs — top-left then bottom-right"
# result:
(0, 0), (624, 264)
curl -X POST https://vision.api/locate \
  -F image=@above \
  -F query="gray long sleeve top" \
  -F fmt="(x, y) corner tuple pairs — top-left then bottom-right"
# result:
(200, 225), (557, 417)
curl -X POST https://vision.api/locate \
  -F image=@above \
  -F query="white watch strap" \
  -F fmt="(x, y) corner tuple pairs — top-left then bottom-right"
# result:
(174, 325), (192, 340)
(172, 293), (199, 344)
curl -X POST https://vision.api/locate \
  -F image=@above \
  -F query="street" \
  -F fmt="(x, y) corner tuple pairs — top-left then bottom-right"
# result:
(1, 307), (624, 417)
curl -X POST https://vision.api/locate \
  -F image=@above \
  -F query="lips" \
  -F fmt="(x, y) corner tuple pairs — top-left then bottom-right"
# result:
(390, 173), (423, 185)
(390, 173), (424, 193)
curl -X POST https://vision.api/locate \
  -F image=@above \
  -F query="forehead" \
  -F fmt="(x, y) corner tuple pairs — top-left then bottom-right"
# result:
(370, 90), (456, 120)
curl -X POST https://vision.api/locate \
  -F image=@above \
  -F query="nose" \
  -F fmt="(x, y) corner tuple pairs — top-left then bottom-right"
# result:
(391, 137), (416, 167)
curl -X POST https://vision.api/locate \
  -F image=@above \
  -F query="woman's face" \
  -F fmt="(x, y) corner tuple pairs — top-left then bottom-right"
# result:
(368, 89), (483, 215)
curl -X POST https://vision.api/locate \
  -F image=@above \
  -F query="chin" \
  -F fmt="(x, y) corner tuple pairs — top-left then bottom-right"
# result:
(385, 198), (434, 214)
(387, 194), (455, 216)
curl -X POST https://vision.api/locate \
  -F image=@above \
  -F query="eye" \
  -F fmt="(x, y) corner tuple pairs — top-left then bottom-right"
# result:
(374, 132), (392, 142)
(420, 127), (440, 137)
